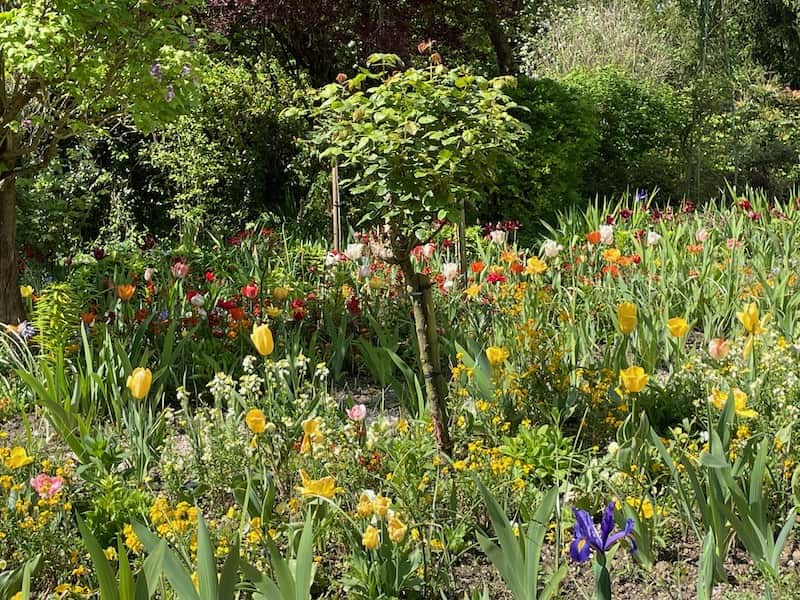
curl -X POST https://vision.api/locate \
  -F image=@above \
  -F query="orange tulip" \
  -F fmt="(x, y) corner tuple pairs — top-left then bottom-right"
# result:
(117, 284), (136, 301)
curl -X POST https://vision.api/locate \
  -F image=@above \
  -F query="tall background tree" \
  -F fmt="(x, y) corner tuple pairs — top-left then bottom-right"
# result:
(0, 0), (204, 324)
(203, 0), (526, 82)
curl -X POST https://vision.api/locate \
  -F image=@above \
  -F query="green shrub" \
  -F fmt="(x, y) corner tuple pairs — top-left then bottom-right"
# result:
(482, 75), (597, 235)
(562, 67), (689, 200)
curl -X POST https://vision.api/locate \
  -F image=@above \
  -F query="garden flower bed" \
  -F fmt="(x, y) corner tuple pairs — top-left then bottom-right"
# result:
(2, 193), (800, 598)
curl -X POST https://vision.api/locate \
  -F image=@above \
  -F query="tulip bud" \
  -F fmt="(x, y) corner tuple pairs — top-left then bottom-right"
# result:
(127, 367), (153, 400)
(250, 323), (274, 356)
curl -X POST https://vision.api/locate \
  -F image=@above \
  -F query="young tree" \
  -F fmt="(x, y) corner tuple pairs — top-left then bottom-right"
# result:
(0, 0), (204, 324)
(298, 53), (526, 454)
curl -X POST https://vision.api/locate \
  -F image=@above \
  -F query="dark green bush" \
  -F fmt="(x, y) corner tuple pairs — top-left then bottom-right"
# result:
(562, 66), (689, 200)
(481, 75), (597, 235)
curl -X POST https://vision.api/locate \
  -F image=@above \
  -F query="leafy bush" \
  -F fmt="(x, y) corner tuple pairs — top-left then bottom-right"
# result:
(144, 57), (313, 234)
(482, 75), (597, 234)
(562, 67), (689, 200)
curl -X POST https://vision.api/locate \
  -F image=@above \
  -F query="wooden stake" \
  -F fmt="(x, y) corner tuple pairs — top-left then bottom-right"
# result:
(331, 160), (341, 252)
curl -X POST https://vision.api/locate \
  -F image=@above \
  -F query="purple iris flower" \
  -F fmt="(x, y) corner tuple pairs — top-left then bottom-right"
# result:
(569, 502), (636, 563)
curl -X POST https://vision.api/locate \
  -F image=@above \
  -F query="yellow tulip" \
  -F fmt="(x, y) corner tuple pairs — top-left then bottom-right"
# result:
(245, 408), (266, 434)
(362, 525), (380, 550)
(388, 516), (408, 543)
(356, 492), (375, 517)
(485, 346), (509, 367)
(4, 446), (34, 469)
(250, 323), (274, 356)
(602, 248), (621, 263)
(710, 388), (757, 418)
(19, 285), (34, 299)
(373, 495), (392, 517)
(300, 416), (324, 454)
(272, 286), (290, 301)
(616, 302), (637, 335)
(525, 256), (547, 275)
(736, 302), (765, 335)
(296, 469), (340, 499)
(126, 367), (152, 400)
(667, 317), (689, 337)
(619, 366), (649, 394)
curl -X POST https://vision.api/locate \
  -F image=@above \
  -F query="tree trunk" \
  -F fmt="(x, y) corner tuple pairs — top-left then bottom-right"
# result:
(400, 259), (453, 456)
(483, 1), (516, 75)
(0, 136), (24, 325)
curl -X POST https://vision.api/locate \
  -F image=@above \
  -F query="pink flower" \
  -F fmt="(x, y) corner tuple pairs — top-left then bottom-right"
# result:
(708, 338), (731, 360)
(726, 238), (742, 250)
(347, 404), (367, 421)
(171, 261), (189, 278)
(695, 229), (709, 242)
(30, 473), (64, 498)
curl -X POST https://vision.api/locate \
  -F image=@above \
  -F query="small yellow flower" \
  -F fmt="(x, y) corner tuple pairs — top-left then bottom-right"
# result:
(19, 285), (34, 299)
(362, 525), (380, 550)
(602, 248), (621, 263)
(272, 286), (290, 301)
(356, 492), (375, 517)
(667, 317), (689, 337)
(525, 256), (547, 275)
(245, 408), (266, 434)
(619, 366), (649, 394)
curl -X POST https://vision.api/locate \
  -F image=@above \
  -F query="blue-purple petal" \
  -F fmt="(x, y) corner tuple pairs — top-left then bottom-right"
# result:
(604, 518), (636, 551)
(572, 507), (603, 550)
(599, 501), (616, 545)
(569, 536), (592, 562)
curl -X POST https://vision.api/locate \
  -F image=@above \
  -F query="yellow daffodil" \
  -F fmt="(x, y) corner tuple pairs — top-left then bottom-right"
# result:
(250, 323), (274, 356)
(4, 446), (34, 469)
(667, 317), (689, 337)
(296, 470), (340, 499)
(710, 388), (757, 418)
(486, 346), (509, 368)
(616, 302), (637, 335)
(126, 367), (152, 400)
(388, 516), (408, 543)
(619, 366), (649, 394)
(245, 408), (266, 434)
(363, 525), (380, 550)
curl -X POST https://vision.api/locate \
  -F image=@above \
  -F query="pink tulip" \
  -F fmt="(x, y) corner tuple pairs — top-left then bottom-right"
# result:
(695, 229), (709, 242)
(171, 261), (189, 278)
(347, 404), (367, 421)
(241, 282), (259, 299)
(708, 338), (731, 360)
(30, 473), (64, 498)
